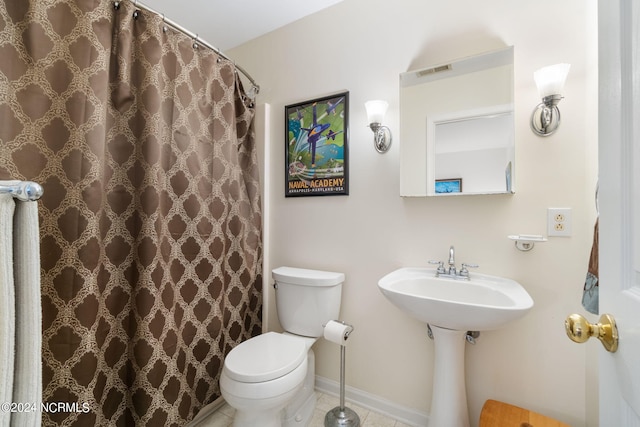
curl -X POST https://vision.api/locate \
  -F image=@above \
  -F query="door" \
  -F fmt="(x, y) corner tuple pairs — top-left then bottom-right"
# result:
(599, 0), (640, 424)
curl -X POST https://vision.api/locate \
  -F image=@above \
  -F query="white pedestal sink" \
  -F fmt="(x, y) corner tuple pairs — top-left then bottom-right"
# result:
(378, 268), (534, 427)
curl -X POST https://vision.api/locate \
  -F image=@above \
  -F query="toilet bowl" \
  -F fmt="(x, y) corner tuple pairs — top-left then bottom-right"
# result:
(220, 332), (314, 427)
(220, 267), (344, 427)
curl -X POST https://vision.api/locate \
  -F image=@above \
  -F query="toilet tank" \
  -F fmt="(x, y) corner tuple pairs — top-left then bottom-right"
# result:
(272, 266), (344, 337)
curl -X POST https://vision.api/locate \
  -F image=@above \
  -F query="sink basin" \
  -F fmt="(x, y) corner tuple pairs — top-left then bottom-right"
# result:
(378, 267), (534, 426)
(378, 267), (534, 331)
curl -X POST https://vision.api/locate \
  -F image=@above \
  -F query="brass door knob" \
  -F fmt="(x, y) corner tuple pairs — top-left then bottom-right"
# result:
(565, 313), (619, 353)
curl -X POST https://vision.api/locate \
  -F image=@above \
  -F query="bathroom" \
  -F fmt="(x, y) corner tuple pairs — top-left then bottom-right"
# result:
(232, 0), (598, 425)
(0, 0), (609, 426)
(169, 0), (601, 423)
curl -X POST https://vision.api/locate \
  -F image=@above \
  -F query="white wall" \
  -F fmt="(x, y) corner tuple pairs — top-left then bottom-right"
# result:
(231, 1), (599, 425)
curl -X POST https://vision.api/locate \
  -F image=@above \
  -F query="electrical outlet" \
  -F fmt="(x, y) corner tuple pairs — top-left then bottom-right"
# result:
(548, 208), (572, 237)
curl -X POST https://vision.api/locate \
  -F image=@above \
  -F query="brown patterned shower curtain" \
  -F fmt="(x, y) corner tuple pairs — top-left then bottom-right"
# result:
(0, 0), (263, 425)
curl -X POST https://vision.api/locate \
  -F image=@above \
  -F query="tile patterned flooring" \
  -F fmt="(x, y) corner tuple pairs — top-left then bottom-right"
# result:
(197, 392), (413, 427)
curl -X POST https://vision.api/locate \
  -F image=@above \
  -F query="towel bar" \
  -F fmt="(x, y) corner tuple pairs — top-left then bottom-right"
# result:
(0, 181), (44, 201)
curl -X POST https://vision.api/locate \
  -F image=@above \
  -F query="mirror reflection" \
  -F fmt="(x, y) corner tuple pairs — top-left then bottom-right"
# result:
(400, 46), (515, 196)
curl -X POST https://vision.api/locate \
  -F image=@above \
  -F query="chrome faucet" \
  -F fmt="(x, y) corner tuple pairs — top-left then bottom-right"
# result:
(448, 246), (456, 275)
(429, 245), (478, 280)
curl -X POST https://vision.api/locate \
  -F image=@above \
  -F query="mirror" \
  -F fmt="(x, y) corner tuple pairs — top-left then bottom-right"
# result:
(400, 46), (514, 196)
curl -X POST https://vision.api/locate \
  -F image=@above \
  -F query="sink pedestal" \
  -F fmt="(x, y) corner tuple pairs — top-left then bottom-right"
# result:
(429, 326), (469, 427)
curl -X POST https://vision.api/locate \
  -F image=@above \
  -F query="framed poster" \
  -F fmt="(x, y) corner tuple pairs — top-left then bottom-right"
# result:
(285, 92), (349, 197)
(435, 178), (462, 194)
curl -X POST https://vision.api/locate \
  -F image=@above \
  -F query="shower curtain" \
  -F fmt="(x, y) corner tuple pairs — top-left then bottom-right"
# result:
(0, 1), (263, 425)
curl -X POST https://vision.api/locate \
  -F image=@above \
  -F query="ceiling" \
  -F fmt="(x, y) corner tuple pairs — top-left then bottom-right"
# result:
(139, 0), (344, 51)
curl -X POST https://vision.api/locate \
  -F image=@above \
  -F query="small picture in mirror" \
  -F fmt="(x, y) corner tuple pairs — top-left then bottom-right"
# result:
(435, 178), (462, 194)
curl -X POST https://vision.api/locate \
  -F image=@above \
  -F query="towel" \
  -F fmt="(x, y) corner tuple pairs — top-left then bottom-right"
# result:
(12, 196), (42, 426)
(0, 189), (42, 426)
(582, 218), (599, 314)
(0, 195), (16, 427)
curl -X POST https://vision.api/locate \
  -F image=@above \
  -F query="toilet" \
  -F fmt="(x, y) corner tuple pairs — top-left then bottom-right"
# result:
(220, 266), (344, 427)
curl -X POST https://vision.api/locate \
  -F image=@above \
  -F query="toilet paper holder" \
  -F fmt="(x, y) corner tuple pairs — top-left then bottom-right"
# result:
(323, 320), (354, 341)
(323, 320), (360, 427)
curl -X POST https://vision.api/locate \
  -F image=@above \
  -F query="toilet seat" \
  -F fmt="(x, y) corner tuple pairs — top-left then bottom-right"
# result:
(223, 332), (307, 383)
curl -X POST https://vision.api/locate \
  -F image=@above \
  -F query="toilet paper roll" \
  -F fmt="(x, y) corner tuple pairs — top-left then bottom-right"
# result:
(323, 320), (353, 346)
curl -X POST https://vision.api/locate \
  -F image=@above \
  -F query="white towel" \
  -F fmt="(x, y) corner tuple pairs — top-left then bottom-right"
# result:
(0, 188), (42, 427)
(12, 197), (42, 426)
(0, 194), (16, 427)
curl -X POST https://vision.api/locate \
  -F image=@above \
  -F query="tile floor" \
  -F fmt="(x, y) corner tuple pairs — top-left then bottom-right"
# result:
(197, 392), (413, 427)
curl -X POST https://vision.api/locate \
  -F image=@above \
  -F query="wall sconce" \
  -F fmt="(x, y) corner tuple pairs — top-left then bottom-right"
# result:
(365, 100), (392, 153)
(530, 63), (570, 137)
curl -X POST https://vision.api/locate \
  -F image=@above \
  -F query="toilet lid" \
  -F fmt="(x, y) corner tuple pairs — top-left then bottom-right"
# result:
(223, 332), (307, 383)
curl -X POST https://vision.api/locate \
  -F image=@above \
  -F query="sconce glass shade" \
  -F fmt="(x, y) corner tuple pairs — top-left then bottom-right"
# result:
(531, 63), (570, 137)
(365, 100), (388, 124)
(534, 63), (570, 98)
(365, 100), (392, 153)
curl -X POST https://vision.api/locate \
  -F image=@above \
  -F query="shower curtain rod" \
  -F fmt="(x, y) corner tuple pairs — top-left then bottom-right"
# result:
(0, 181), (44, 201)
(117, 0), (260, 95)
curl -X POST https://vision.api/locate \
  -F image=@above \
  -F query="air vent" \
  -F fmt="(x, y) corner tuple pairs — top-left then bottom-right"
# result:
(417, 64), (452, 77)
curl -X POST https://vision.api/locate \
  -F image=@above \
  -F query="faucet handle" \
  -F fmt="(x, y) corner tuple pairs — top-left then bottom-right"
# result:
(428, 260), (446, 274)
(459, 263), (479, 277)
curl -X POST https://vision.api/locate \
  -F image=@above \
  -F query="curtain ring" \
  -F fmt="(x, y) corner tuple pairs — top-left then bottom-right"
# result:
(133, 10), (140, 19)
(192, 35), (199, 49)
(114, 1), (120, 10)
(162, 14), (168, 33)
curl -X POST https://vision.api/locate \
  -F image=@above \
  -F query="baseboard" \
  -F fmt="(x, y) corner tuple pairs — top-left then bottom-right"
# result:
(314, 375), (429, 426)
(186, 396), (226, 427)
